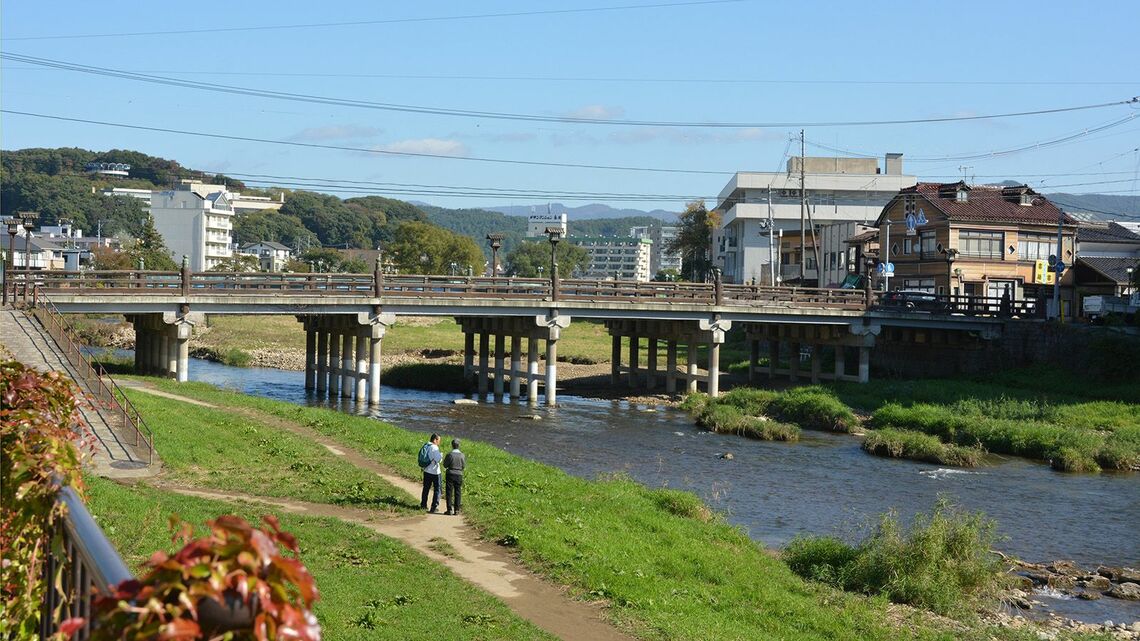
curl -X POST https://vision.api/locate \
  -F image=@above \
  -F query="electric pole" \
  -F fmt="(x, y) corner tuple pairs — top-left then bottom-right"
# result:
(799, 129), (807, 285)
(767, 185), (775, 287)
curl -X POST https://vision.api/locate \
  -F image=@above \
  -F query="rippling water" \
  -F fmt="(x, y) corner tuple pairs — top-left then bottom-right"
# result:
(171, 356), (1139, 623)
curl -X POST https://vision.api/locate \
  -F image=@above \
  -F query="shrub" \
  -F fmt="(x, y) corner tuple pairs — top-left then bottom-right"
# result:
(782, 536), (857, 586)
(718, 387), (777, 416)
(679, 392), (709, 413)
(694, 403), (800, 442)
(862, 429), (983, 467)
(769, 386), (860, 432)
(221, 348), (252, 368)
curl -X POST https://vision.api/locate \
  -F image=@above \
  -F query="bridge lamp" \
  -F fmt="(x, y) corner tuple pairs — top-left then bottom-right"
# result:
(21, 213), (37, 272)
(545, 226), (563, 295)
(486, 233), (503, 277)
(3, 217), (18, 305)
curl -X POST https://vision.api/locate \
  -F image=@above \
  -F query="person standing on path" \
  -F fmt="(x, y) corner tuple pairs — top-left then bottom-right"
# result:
(443, 438), (466, 516)
(420, 433), (443, 513)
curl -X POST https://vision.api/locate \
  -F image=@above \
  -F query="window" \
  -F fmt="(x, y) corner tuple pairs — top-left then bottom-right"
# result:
(902, 278), (936, 292)
(920, 231), (937, 257)
(1018, 234), (1054, 261)
(959, 230), (1003, 259)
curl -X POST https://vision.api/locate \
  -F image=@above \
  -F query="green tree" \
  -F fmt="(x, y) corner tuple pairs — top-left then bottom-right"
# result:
(654, 268), (682, 282)
(207, 254), (261, 272)
(503, 241), (590, 278)
(385, 221), (484, 275)
(131, 215), (178, 270)
(667, 200), (719, 282)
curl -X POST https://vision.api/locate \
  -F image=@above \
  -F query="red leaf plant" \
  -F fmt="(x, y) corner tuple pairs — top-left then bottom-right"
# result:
(93, 515), (320, 641)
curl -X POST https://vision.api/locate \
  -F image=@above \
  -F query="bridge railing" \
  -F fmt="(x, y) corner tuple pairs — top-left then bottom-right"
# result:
(20, 285), (155, 462)
(40, 485), (134, 640)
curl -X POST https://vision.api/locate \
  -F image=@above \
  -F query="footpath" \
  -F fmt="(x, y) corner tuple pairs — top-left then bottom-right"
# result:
(121, 381), (636, 641)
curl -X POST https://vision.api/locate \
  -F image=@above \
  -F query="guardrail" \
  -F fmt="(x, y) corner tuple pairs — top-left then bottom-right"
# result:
(40, 486), (134, 640)
(15, 284), (154, 462)
(5, 269), (1038, 318)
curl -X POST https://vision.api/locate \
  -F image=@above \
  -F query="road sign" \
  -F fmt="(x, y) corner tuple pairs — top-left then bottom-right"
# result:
(877, 262), (895, 275)
(1048, 254), (1057, 267)
(1054, 260), (1066, 273)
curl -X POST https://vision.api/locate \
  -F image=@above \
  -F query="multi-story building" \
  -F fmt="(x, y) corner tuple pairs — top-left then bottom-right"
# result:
(629, 224), (681, 277)
(713, 155), (916, 285)
(815, 222), (875, 288)
(1073, 221), (1140, 301)
(239, 241), (293, 272)
(875, 182), (1076, 313)
(525, 210), (568, 238)
(571, 236), (653, 282)
(150, 182), (235, 271)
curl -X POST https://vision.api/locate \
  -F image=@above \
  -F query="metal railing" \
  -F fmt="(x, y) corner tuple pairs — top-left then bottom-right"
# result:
(13, 283), (154, 462)
(40, 486), (133, 641)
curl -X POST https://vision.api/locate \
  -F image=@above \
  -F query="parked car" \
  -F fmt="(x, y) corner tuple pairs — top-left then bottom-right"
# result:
(879, 290), (951, 313)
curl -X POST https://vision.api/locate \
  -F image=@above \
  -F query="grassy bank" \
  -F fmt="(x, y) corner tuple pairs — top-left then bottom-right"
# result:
(861, 429), (984, 467)
(682, 386), (859, 441)
(124, 379), (1065, 641)
(85, 477), (553, 641)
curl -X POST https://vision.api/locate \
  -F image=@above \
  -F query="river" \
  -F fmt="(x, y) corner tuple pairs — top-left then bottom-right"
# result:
(169, 356), (1138, 623)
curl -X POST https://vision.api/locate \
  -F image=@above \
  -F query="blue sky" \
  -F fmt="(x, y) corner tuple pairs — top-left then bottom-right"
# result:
(3, 1), (1139, 212)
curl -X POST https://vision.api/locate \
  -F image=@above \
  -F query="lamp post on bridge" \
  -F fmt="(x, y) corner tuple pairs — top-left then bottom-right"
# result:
(545, 226), (562, 302)
(21, 213), (37, 276)
(486, 233), (503, 278)
(3, 217), (19, 306)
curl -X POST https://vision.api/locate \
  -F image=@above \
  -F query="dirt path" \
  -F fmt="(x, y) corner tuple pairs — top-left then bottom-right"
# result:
(126, 383), (636, 641)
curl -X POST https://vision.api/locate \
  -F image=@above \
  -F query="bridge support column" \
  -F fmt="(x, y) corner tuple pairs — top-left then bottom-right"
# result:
(316, 328), (328, 395)
(527, 337), (539, 405)
(328, 328), (341, 398)
(858, 346), (870, 383)
(610, 335), (621, 386)
(810, 344), (821, 384)
(769, 340), (779, 380)
(493, 334), (505, 399)
(368, 335), (382, 405)
(789, 342), (801, 382)
(834, 346), (846, 380)
(150, 330), (163, 375)
(463, 332), (475, 381)
(545, 337), (558, 407)
(628, 334), (639, 388)
(478, 333), (489, 395)
(666, 340), (677, 394)
(509, 336), (521, 400)
(132, 322), (144, 374)
(304, 323), (316, 390)
(646, 338), (658, 391)
(749, 339), (759, 384)
(164, 328), (177, 378)
(176, 332), (189, 383)
(355, 328), (368, 402)
(708, 341), (721, 398)
(686, 344), (698, 393)
(340, 332), (354, 399)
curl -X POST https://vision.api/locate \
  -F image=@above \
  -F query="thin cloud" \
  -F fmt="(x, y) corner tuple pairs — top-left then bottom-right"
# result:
(375, 138), (469, 156)
(288, 124), (384, 142)
(563, 104), (625, 120)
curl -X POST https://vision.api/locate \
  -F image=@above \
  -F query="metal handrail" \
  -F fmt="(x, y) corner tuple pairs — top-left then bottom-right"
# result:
(20, 284), (154, 462)
(40, 486), (134, 640)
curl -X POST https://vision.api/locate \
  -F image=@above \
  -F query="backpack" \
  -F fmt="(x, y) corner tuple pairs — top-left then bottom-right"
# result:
(417, 443), (432, 469)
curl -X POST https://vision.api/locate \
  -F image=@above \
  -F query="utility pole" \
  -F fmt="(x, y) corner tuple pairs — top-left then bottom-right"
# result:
(767, 185), (775, 286)
(799, 130), (807, 285)
(1052, 208), (1064, 320)
(807, 201), (823, 287)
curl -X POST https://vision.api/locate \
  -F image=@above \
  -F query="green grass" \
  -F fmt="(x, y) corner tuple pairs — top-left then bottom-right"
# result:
(683, 385), (856, 440)
(84, 477), (553, 641)
(783, 500), (1005, 616)
(128, 379), (1071, 641)
(861, 429), (984, 468)
(692, 402), (801, 441)
(122, 389), (415, 512)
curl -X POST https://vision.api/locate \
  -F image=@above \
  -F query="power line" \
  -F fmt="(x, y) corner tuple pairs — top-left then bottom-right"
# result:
(4, 0), (745, 41)
(4, 53), (1137, 129)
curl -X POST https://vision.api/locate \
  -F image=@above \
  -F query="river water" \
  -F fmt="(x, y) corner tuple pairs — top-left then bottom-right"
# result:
(172, 357), (1138, 623)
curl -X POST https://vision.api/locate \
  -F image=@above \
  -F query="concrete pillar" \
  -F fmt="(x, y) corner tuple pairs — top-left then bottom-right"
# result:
(304, 324), (316, 390)
(139, 328), (149, 374)
(708, 341), (721, 398)
(368, 336), (382, 405)
(355, 328), (368, 402)
(789, 342), (801, 382)
(810, 344), (821, 384)
(176, 333), (189, 383)
(628, 334), (639, 388)
(165, 328), (177, 377)
(341, 331), (354, 398)
(646, 338), (658, 391)
(611, 334), (621, 386)
(749, 339), (759, 384)
(478, 332), (489, 395)
(463, 332), (475, 381)
(150, 330), (163, 375)
(493, 334), (505, 398)
(509, 336), (522, 399)
(316, 329), (328, 394)
(834, 345), (846, 380)
(666, 340), (677, 394)
(527, 336), (539, 405)
(858, 346), (870, 383)
(328, 329), (341, 397)
(769, 340), (779, 380)
(132, 323), (143, 373)
(686, 343), (698, 393)
(545, 337), (558, 406)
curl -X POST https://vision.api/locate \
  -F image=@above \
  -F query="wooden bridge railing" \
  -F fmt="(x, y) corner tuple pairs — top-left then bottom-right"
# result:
(5, 269), (1037, 317)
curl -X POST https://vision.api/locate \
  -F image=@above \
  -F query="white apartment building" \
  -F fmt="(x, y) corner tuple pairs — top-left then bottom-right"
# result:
(572, 236), (653, 282)
(150, 182), (235, 271)
(103, 183), (282, 215)
(630, 224), (682, 276)
(713, 155), (916, 285)
(526, 211), (568, 238)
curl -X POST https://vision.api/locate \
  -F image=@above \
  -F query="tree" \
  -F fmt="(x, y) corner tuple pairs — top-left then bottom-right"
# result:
(667, 200), (719, 282)
(653, 268), (682, 282)
(503, 240), (590, 278)
(208, 254), (261, 272)
(385, 221), (484, 275)
(131, 215), (178, 270)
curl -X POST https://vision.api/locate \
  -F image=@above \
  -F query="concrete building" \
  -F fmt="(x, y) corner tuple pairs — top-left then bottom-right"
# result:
(713, 155), (916, 285)
(816, 222), (875, 288)
(239, 241), (292, 272)
(572, 236), (653, 282)
(150, 182), (235, 271)
(525, 210), (567, 238)
(630, 224), (681, 277)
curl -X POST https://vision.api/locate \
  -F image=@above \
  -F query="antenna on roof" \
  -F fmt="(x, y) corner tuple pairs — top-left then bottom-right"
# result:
(958, 165), (974, 185)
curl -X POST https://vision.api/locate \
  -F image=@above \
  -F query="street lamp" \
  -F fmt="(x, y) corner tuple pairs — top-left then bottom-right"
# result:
(485, 233), (503, 278)
(1126, 266), (1135, 297)
(21, 213), (37, 274)
(3, 217), (19, 305)
(943, 248), (959, 297)
(545, 226), (562, 302)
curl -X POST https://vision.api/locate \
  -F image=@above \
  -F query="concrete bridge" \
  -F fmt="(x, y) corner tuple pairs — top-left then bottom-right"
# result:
(6, 265), (1031, 406)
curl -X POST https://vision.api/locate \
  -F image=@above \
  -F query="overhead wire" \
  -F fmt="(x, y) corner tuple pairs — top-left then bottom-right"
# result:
(3, 53), (1137, 129)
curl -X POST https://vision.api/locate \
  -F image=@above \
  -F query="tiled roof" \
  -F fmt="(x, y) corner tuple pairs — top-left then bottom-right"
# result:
(901, 182), (1076, 225)
(1077, 222), (1140, 244)
(845, 229), (879, 244)
(1077, 256), (1140, 284)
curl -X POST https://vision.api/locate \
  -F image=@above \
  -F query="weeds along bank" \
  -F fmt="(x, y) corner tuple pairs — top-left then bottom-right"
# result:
(102, 378), (1083, 641)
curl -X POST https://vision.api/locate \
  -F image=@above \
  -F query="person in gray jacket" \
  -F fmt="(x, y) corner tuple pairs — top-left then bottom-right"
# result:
(443, 438), (466, 516)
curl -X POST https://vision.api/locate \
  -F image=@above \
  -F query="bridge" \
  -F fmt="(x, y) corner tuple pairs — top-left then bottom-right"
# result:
(4, 264), (1036, 406)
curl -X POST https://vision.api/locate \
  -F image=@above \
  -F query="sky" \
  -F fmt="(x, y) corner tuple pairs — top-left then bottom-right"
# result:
(2, 0), (1139, 214)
